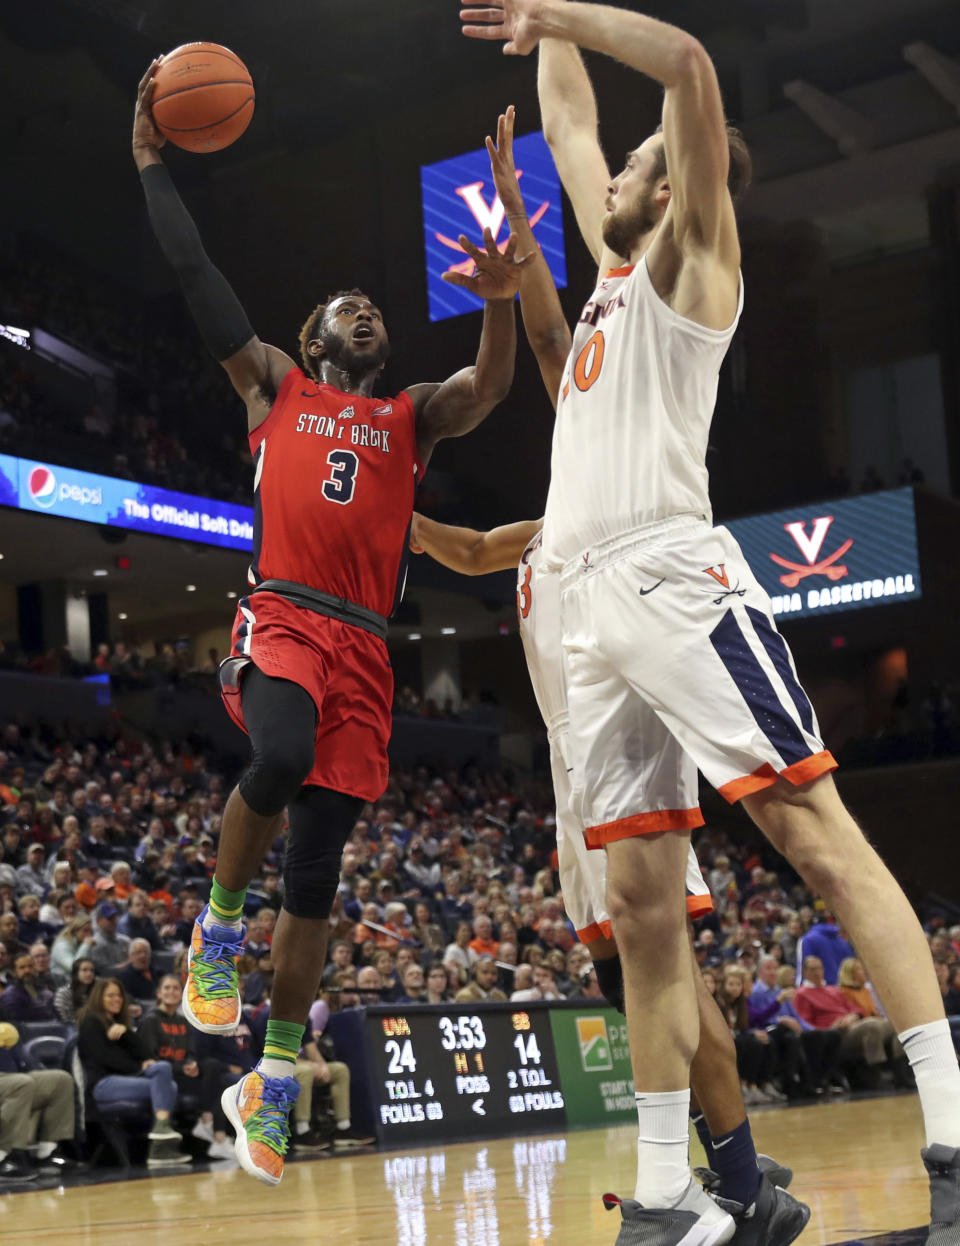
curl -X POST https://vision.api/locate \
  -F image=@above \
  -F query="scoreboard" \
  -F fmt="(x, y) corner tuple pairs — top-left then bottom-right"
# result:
(340, 1003), (566, 1145)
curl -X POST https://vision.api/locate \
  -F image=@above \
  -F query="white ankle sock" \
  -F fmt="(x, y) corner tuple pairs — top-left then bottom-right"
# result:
(34, 1141), (56, 1159)
(295, 1120), (310, 1136)
(202, 908), (242, 933)
(634, 1089), (691, 1207)
(900, 1018), (960, 1148)
(258, 1057), (295, 1080)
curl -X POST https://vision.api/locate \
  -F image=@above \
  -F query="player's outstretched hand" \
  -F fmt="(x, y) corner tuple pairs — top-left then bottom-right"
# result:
(133, 58), (166, 162)
(461, 0), (544, 56)
(485, 106), (524, 216)
(441, 227), (534, 298)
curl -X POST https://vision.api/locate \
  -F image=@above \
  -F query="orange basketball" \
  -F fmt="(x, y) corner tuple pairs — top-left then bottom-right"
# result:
(152, 42), (254, 154)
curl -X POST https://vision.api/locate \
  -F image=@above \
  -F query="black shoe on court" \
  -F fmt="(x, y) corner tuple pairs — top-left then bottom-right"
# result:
(922, 1143), (960, 1246)
(602, 1179), (735, 1246)
(695, 1154), (794, 1198)
(713, 1176), (810, 1246)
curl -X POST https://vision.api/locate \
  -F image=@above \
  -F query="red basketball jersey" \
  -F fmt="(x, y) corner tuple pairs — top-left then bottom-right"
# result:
(247, 367), (424, 617)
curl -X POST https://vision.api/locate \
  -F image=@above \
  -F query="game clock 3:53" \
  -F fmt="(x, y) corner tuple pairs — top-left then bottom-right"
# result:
(365, 1004), (567, 1144)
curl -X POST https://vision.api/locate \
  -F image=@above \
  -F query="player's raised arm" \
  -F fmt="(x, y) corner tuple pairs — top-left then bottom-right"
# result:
(486, 107), (571, 406)
(132, 61), (294, 433)
(462, 1), (746, 325)
(536, 39), (620, 271)
(406, 229), (534, 466)
(410, 512), (542, 575)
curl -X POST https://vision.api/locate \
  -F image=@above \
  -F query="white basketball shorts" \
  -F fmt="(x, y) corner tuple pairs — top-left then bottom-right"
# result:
(549, 725), (712, 936)
(559, 517), (836, 848)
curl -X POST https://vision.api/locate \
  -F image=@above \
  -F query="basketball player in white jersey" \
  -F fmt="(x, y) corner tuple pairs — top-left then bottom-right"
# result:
(461, 6), (960, 1245)
(413, 106), (809, 1246)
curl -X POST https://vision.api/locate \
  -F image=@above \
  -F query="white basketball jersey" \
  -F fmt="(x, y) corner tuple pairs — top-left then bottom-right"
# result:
(516, 530), (567, 731)
(542, 257), (743, 569)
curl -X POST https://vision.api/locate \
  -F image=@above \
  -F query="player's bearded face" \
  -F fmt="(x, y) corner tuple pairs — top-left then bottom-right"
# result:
(601, 176), (660, 256)
(320, 323), (391, 374)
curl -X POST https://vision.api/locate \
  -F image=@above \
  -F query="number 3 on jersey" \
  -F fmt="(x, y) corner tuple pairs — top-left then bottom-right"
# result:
(574, 329), (605, 392)
(322, 449), (358, 505)
(517, 564), (533, 620)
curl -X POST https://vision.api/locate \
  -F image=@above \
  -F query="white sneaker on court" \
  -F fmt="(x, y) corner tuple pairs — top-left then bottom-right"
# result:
(603, 1177), (736, 1246)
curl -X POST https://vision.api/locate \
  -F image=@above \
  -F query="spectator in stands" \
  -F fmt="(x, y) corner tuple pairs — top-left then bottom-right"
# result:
(546, 950), (573, 997)
(28, 944), (56, 995)
(116, 938), (156, 1004)
(15, 896), (53, 948)
(89, 903), (130, 976)
(457, 956), (508, 1004)
(298, 1026), (373, 1149)
(139, 975), (235, 1160)
(747, 955), (808, 1099)
(771, 964), (846, 1092)
(468, 915), (500, 963)
(718, 965), (778, 1106)
(0, 953), (57, 1022)
(16, 845), (48, 899)
(356, 966), (383, 1005)
(410, 902), (445, 956)
(572, 967), (605, 1000)
(110, 862), (135, 905)
(444, 922), (473, 980)
(403, 840), (442, 896)
(243, 948), (274, 1008)
(779, 915), (803, 968)
(0, 1020), (77, 1180)
(321, 940), (355, 987)
(425, 963), (451, 1005)
(53, 957), (95, 1025)
(117, 890), (161, 949)
(77, 978), (189, 1166)
(397, 964), (426, 1004)
(0, 946), (11, 991)
(794, 955), (904, 1088)
(50, 915), (94, 984)
(511, 964), (563, 1003)
(795, 914), (854, 985)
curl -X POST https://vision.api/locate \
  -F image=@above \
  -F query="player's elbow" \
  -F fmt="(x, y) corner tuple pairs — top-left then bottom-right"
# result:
(666, 34), (712, 89)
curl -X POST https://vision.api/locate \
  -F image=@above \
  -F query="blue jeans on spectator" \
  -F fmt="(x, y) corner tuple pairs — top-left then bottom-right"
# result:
(93, 1061), (178, 1117)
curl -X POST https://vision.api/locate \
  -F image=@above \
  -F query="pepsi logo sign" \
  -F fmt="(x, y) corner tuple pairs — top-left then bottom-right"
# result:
(28, 466), (57, 508)
(27, 464), (102, 509)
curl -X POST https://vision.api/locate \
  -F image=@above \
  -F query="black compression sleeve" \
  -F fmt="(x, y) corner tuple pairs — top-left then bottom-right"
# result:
(140, 162), (255, 362)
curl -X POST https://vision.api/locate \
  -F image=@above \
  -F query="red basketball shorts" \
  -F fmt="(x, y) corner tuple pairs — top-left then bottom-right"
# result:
(220, 592), (392, 803)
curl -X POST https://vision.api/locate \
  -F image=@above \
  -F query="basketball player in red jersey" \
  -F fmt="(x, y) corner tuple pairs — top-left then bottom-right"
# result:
(463, 5), (960, 1245)
(132, 61), (532, 1183)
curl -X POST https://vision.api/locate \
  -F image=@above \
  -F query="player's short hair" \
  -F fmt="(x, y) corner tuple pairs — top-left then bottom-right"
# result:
(298, 288), (372, 380)
(650, 124), (753, 201)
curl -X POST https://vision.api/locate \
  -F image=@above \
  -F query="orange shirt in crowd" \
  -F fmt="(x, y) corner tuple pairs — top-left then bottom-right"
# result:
(841, 985), (879, 1018)
(469, 937), (500, 960)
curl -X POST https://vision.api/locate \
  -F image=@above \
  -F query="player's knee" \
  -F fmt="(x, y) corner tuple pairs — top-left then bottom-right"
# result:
(239, 741), (314, 817)
(605, 874), (677, 937)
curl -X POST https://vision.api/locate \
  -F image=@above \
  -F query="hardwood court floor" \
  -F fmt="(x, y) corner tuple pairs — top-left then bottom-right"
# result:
(0, 1093), (931, 1246)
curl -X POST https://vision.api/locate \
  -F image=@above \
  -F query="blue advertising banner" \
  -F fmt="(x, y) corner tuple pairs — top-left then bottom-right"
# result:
(421, 130), (566, 323)
(0, 454), (18, 510)
(0, 455), (254, 552)
(726, 488), (921, 619)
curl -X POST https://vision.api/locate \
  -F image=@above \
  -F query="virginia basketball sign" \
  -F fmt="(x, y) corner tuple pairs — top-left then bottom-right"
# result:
(727, 488), (922, 619)
(421, 129), (566, 323)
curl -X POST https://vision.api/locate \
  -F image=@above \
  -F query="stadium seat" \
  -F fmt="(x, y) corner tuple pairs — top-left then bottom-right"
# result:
(16, 1020), (70, 1044)
(22, 1035), (67, 1069)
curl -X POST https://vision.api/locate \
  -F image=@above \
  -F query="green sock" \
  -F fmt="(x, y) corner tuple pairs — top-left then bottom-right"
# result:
(208, 877), (247, 925)
(263, 1019), (304, 1064)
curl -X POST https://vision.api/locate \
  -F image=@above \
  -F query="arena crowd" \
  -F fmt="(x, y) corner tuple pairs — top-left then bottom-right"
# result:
(0, 713), (953, 1181)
